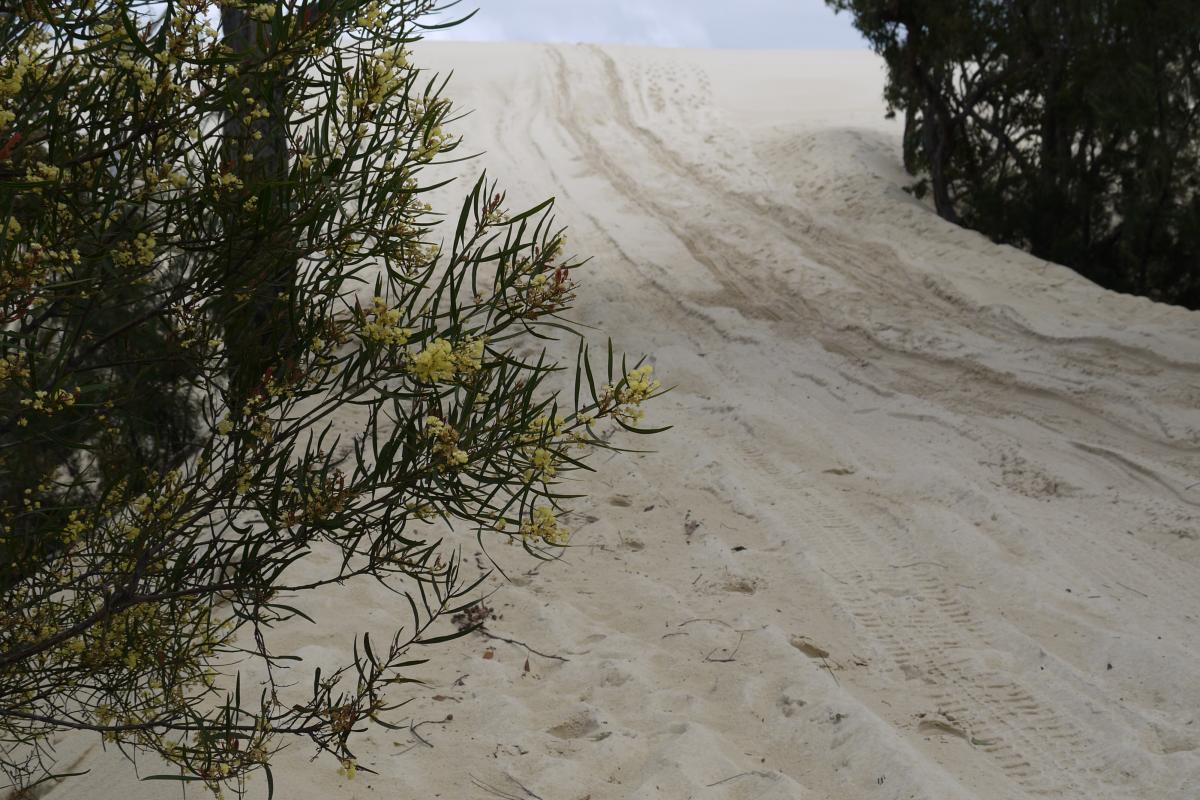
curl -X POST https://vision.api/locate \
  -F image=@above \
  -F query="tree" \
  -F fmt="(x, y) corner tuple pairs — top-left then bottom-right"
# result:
(828, 0), (1200, 309)
(0, 0), (663, 794)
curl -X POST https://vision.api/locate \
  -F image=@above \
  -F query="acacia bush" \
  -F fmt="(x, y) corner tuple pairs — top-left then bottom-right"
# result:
(0, 0), (662, 794)
(829, 0), (1200, 309)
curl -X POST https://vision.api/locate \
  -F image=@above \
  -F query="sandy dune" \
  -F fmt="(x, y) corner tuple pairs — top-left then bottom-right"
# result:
(45, 43), (1200, 800)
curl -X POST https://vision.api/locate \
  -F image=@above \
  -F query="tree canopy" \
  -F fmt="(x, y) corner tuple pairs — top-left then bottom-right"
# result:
(829, 0), (1200, 309)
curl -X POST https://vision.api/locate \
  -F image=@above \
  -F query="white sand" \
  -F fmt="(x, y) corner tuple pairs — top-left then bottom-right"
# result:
(43, 43), (1200, 799)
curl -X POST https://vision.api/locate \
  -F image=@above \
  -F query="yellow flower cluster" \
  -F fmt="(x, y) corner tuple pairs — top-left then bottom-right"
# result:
(407, 336), (486, 383)
(125, 472), (185, 527)
(236, 398), (275, 444)
(521, 506), (569, 546)
(424, 416), (468, 470)
(235, 466), (253, 495)
(111, 232), (156, 269)
(406, 500), (436, 521)
(357, 48), (408, 109)
(136, 164), (188, 195)
(115, 54), (156, 94)
(20, 387), (77, 414)
(456, 336), (486, 372)
(278, 469), (351, 526)
(29, 243), (81, 264)
(620, 365), (660, 403)
(605, 364), (661, 422)
(408, 338), (455, 382)
(519, 415), (574, 483)
(360, 296), (412, 346)
(247, 3), (275, 21)
(403, 97), (453, 160)
(0, 49), (35, 98)
(419, 125), (450, 161)
(210, 171), (244, 195)
(234, 92), (272, 128)
(355, 1), (383, 27)
(530, 447), (556, 478)
(27, 161), (62, 183)
(0, 34), (49, 126)
(530, 414), (565, 437)
(0, 353), (28, 384)
(60, 509), (90, 545)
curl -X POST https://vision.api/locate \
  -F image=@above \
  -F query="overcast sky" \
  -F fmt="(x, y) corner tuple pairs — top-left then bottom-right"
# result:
(422, 0), (868, 50)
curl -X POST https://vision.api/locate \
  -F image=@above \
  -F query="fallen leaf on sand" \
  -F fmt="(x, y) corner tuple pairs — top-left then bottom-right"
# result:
(789, 636), (831, 659)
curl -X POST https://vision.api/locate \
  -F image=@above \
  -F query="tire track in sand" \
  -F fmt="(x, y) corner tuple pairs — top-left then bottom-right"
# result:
(546, 46), (797, 326)
(730, 441), (1110, 798)
(549, 45), (1200, 468)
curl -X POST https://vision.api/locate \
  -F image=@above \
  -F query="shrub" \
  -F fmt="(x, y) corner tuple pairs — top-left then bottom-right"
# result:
(828, 0), (1200, 308)
(0, 0), (663, 794)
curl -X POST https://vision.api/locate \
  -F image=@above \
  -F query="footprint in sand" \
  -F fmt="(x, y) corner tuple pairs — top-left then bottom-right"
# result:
(546, 711), (601, 740)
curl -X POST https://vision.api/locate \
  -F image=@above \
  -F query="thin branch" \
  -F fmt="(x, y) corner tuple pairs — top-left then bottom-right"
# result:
(478, 630), (568, 662)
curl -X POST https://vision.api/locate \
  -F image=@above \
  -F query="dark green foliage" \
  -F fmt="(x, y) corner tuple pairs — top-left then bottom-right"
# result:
(828, 0), (1200, 308)
(0, 152), (202, 591)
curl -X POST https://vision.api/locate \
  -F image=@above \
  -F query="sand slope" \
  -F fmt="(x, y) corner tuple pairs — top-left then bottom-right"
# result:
(43, 43), (1200, 800)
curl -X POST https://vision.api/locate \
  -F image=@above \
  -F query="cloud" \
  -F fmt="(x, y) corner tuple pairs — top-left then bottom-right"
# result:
(621, 0), (711, 48)
(421, 0), (865, 50)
